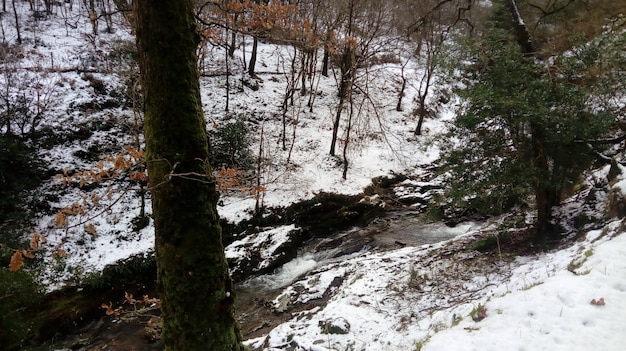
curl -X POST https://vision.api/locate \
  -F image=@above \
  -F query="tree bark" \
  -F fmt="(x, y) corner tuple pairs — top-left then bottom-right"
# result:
(503, 0), (534, 55)
(321, 45), (329, 77)
(134, 1), (245, 350)
(12, 0), (21, 45)
(248, 35), (258, 77)
(415, 97), (426, 136)
(228, 14), (238, 58)
(329, 45), (355, 156)
(531, 122), (560, 239)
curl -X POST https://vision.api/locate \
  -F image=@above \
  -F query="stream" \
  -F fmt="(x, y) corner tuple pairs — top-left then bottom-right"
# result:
(240, 210), (479, 291)
(234, 210), (480, 339)
(45, 210), (481, 350)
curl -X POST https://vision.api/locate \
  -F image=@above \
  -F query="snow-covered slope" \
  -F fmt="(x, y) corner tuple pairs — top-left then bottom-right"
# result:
(245, 218), (626, 351)
(2, 4), (625, 351)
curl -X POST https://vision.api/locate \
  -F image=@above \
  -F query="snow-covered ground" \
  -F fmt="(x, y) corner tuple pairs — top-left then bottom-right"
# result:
(246, 214), (626, 351)
(2, 3), (625, 350)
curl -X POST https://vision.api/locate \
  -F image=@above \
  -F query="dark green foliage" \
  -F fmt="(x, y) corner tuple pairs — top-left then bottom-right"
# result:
(0, 268), (44, 350)
(0, 135), (41, 244)
(210, 116), (253, 169)
(0, 135), (40, 202)
(437, 26), (615, 233)
(83, 251), (156, 291)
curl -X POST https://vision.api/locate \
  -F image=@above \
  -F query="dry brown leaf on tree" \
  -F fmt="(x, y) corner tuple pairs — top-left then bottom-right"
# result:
(21, 249), (35, 259)
(101, 302), (122, 316)
(9, 251), (24, 272)
(55, 212), (67, 227)
(125, 291), (137, 304)
(30, 232), (41, 250)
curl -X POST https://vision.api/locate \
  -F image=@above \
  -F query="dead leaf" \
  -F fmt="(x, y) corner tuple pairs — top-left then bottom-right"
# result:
(9, 251), (24, 272)
(30, 232), (40, 250)
(55, 212), (67, 227)
(125, 292), (136, 304)
(85, 224), (98, 236)
(143, 295), (161, 307)
(101, 302), (121, 316)
(130, 171), (147, 181)
(54, 248), (67, 258)
(591, 298), (606, 306)
(21, 249), (35, 259)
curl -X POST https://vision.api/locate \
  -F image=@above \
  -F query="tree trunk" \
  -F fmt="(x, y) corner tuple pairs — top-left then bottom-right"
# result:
(248, 36), (258, 77)
(330, 45), (355, 156)
(503, 0), (534, 55)
(88, 0), (98, 35)
(134, 1), (245, 350)
(330, 95), (344, 156)
(225, 37), (230, 112)
(321, 45), (329, 77)
(502, 0), (563, 240)
(535, 186), (559, 238)
(342, 95), (354, 180)
(228, 14), (238, 58)
(414, 98), (426, 136)
(396, 59), (409, 112)
(531, 121), (560, 240)
(12, 0), (20, 45)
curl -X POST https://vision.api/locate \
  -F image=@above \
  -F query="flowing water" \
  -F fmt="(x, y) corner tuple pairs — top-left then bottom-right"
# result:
(240, 210), (479, 291)
(234, 210), (481, 339)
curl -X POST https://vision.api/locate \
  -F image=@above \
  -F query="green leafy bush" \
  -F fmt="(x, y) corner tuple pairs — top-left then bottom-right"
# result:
(209, 116), (253, 169)
(0, 135), (42, 244)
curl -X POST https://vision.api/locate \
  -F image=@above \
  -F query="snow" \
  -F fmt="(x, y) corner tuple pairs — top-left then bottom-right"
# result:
(247, 221), (626, 351)
(2, 3), (625, 351)
(426, 230), (626, 351)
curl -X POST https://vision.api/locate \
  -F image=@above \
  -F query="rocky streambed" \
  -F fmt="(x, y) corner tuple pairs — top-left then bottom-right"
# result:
(27, 174), (455, 350)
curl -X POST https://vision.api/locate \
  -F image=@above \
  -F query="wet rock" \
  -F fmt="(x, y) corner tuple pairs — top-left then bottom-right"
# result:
(273, 292), (292, 313)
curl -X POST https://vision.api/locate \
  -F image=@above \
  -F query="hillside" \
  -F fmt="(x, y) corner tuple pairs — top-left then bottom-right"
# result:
(0, 2), (625, 351)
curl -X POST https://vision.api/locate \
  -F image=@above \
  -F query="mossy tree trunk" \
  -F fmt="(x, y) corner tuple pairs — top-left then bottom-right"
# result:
(134, 1), (245, 350)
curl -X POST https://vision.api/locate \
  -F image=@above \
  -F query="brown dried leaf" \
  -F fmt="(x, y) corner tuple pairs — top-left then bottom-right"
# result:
(21, 249), (35, 259)
(9, 251), (24, 272)
(54, 248), (67, 258)
(125, 291), (136, 304)
(55, 212), (67, 227)
(130, 171), (147, 181)
(85, 224), (98, 237)
(30, 232), (41, 250)
(101, 302), (121, 316)
(590, 298), (606, 306)
(60, 205), (77, 215)
(143, 295), (161, 307)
